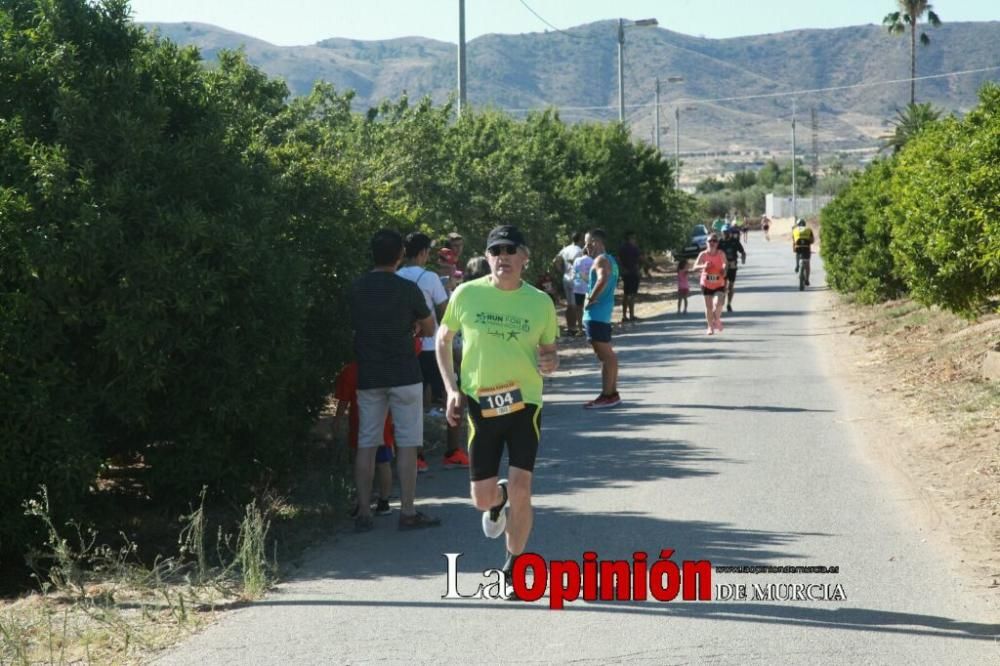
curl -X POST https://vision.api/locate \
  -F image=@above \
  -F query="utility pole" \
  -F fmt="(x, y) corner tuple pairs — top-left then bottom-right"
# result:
(811, 107), (819, 214)
(791, 99), (797, 220)
(457, 0), (467, 116)
(617, 19), (625, 123)
(616, 18), (657, 126)
(654, 78), (660, 150)
(674, 106), (680, 190)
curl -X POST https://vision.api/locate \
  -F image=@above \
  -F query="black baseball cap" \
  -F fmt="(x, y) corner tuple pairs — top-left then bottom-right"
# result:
(485, 225), (527, 250)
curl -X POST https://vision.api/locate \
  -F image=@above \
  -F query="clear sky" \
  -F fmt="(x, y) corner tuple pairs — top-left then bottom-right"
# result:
(130, 0), (997, 46)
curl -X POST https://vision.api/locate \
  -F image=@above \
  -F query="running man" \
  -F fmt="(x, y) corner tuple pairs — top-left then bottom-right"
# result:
(582, 229), (621, 408)
(435, 225), (558, 599)
(719, 225), (747, 313)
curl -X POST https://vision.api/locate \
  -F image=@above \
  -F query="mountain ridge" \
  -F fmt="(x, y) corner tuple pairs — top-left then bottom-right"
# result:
(144, 19), (1000, 157)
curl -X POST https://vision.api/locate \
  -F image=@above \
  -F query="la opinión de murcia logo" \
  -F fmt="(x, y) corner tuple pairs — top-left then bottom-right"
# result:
(442, 550), (712, 609)
(443, 552), (846, 609)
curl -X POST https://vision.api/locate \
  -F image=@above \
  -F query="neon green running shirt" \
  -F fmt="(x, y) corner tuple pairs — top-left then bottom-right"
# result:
(441, 276), (558, 406)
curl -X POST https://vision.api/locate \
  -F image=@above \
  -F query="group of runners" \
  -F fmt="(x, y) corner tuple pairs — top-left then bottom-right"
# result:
(690, 217), (815, 333)
(691, 224), (747, 334)
(345, 218), (814, 599)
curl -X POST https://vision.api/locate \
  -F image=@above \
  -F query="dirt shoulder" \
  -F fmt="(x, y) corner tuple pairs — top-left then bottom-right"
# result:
(816, 294), (1000, 601)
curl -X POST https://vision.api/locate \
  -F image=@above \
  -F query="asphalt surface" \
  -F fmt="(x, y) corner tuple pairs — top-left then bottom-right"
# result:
(158, 234), (999, 665)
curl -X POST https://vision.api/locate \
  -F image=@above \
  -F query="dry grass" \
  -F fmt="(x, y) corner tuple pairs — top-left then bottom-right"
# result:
(0, 585), (237, 665)
(835, 298), (1000, 587)
(0, 487), (277, 665)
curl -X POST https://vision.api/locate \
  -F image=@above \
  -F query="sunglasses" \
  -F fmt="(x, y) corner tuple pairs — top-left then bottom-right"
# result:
(708, 239), (719, 244)
(487, 245), (519, 256)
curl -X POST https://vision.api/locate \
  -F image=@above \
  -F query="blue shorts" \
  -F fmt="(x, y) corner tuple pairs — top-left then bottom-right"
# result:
(584, 320), (613, 343)
(375, 445), (393, 464)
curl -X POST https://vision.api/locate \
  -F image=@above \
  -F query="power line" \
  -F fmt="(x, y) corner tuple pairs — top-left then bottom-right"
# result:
(500, 65), (1000, 113)
(515, 0), (600, 43)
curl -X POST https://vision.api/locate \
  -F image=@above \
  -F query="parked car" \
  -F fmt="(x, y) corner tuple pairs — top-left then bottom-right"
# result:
(677, 224), (710, 259)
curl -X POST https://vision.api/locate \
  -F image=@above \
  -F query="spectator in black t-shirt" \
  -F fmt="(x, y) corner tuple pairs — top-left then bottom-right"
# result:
(618, 231), (642, 323)
(348, 229), (439, 532)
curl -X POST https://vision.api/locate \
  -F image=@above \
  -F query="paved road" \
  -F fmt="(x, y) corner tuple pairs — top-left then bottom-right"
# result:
(159, 234), (999, 665)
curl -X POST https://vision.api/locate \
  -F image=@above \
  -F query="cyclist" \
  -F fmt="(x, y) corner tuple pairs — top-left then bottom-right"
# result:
(792, 219), (815, 285)
(719, 225), (746, 313)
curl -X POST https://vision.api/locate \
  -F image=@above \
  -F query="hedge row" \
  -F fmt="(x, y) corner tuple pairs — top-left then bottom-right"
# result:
(0, 0), (693, 556)
(820, 84), (1000, 316)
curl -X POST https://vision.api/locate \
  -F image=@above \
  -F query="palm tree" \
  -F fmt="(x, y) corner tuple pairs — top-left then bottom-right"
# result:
(879, 102), (942, 153)
(883, 1), (942, 106)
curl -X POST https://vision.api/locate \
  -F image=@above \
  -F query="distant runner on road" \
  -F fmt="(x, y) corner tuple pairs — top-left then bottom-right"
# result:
(436, 225), (559, 599)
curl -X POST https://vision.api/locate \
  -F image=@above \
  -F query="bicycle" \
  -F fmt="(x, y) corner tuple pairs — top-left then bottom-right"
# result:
(799, 254), (811, 291)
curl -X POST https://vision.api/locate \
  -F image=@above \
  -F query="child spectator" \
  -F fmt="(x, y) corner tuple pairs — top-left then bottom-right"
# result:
(676, 258), (690, 314)
(333, 361), (395, 517)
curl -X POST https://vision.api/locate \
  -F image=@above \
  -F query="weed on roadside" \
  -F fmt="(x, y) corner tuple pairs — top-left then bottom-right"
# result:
(1, 486), (283, 664)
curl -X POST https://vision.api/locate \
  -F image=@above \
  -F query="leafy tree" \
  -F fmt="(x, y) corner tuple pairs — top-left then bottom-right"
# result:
(695, 177), (725, 194)
(0, 0), (694, 561)
(730, 170), (757, 190)
(756, 160), (781, 189)
(0, 0), (355, 549)
(883, 1), (942, 106)
(880, 102), (942, 153)
(887, 83), (1000, 317)
(814, 173), (853, 197)
(819, 159), (906, 303)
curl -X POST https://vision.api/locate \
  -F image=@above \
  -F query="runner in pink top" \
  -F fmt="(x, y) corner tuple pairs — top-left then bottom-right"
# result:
(692, 233), (727, 335)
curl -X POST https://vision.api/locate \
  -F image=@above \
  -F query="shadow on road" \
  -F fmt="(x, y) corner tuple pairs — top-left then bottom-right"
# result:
(246, 598), (1000, 642)
(663, 403), (834, 414)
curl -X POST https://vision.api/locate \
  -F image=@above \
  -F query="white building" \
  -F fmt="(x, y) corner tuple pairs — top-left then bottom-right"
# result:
(766, 193), (833, 219)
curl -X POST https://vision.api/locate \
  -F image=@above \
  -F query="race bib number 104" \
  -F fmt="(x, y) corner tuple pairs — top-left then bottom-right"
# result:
(477, 382), (525, 418)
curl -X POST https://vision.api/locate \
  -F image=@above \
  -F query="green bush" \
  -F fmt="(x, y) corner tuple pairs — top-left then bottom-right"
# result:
(820, 159), (906, 303)
(0, 0), (352, 550)
(888, 84), (1000, 317)
(0, 0), (691, 561)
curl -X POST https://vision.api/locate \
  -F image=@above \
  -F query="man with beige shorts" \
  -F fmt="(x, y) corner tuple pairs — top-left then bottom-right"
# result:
(349, 229), (440, 532)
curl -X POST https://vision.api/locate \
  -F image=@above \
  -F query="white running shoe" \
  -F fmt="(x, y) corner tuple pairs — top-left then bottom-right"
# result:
(481, 479), (509, 539)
